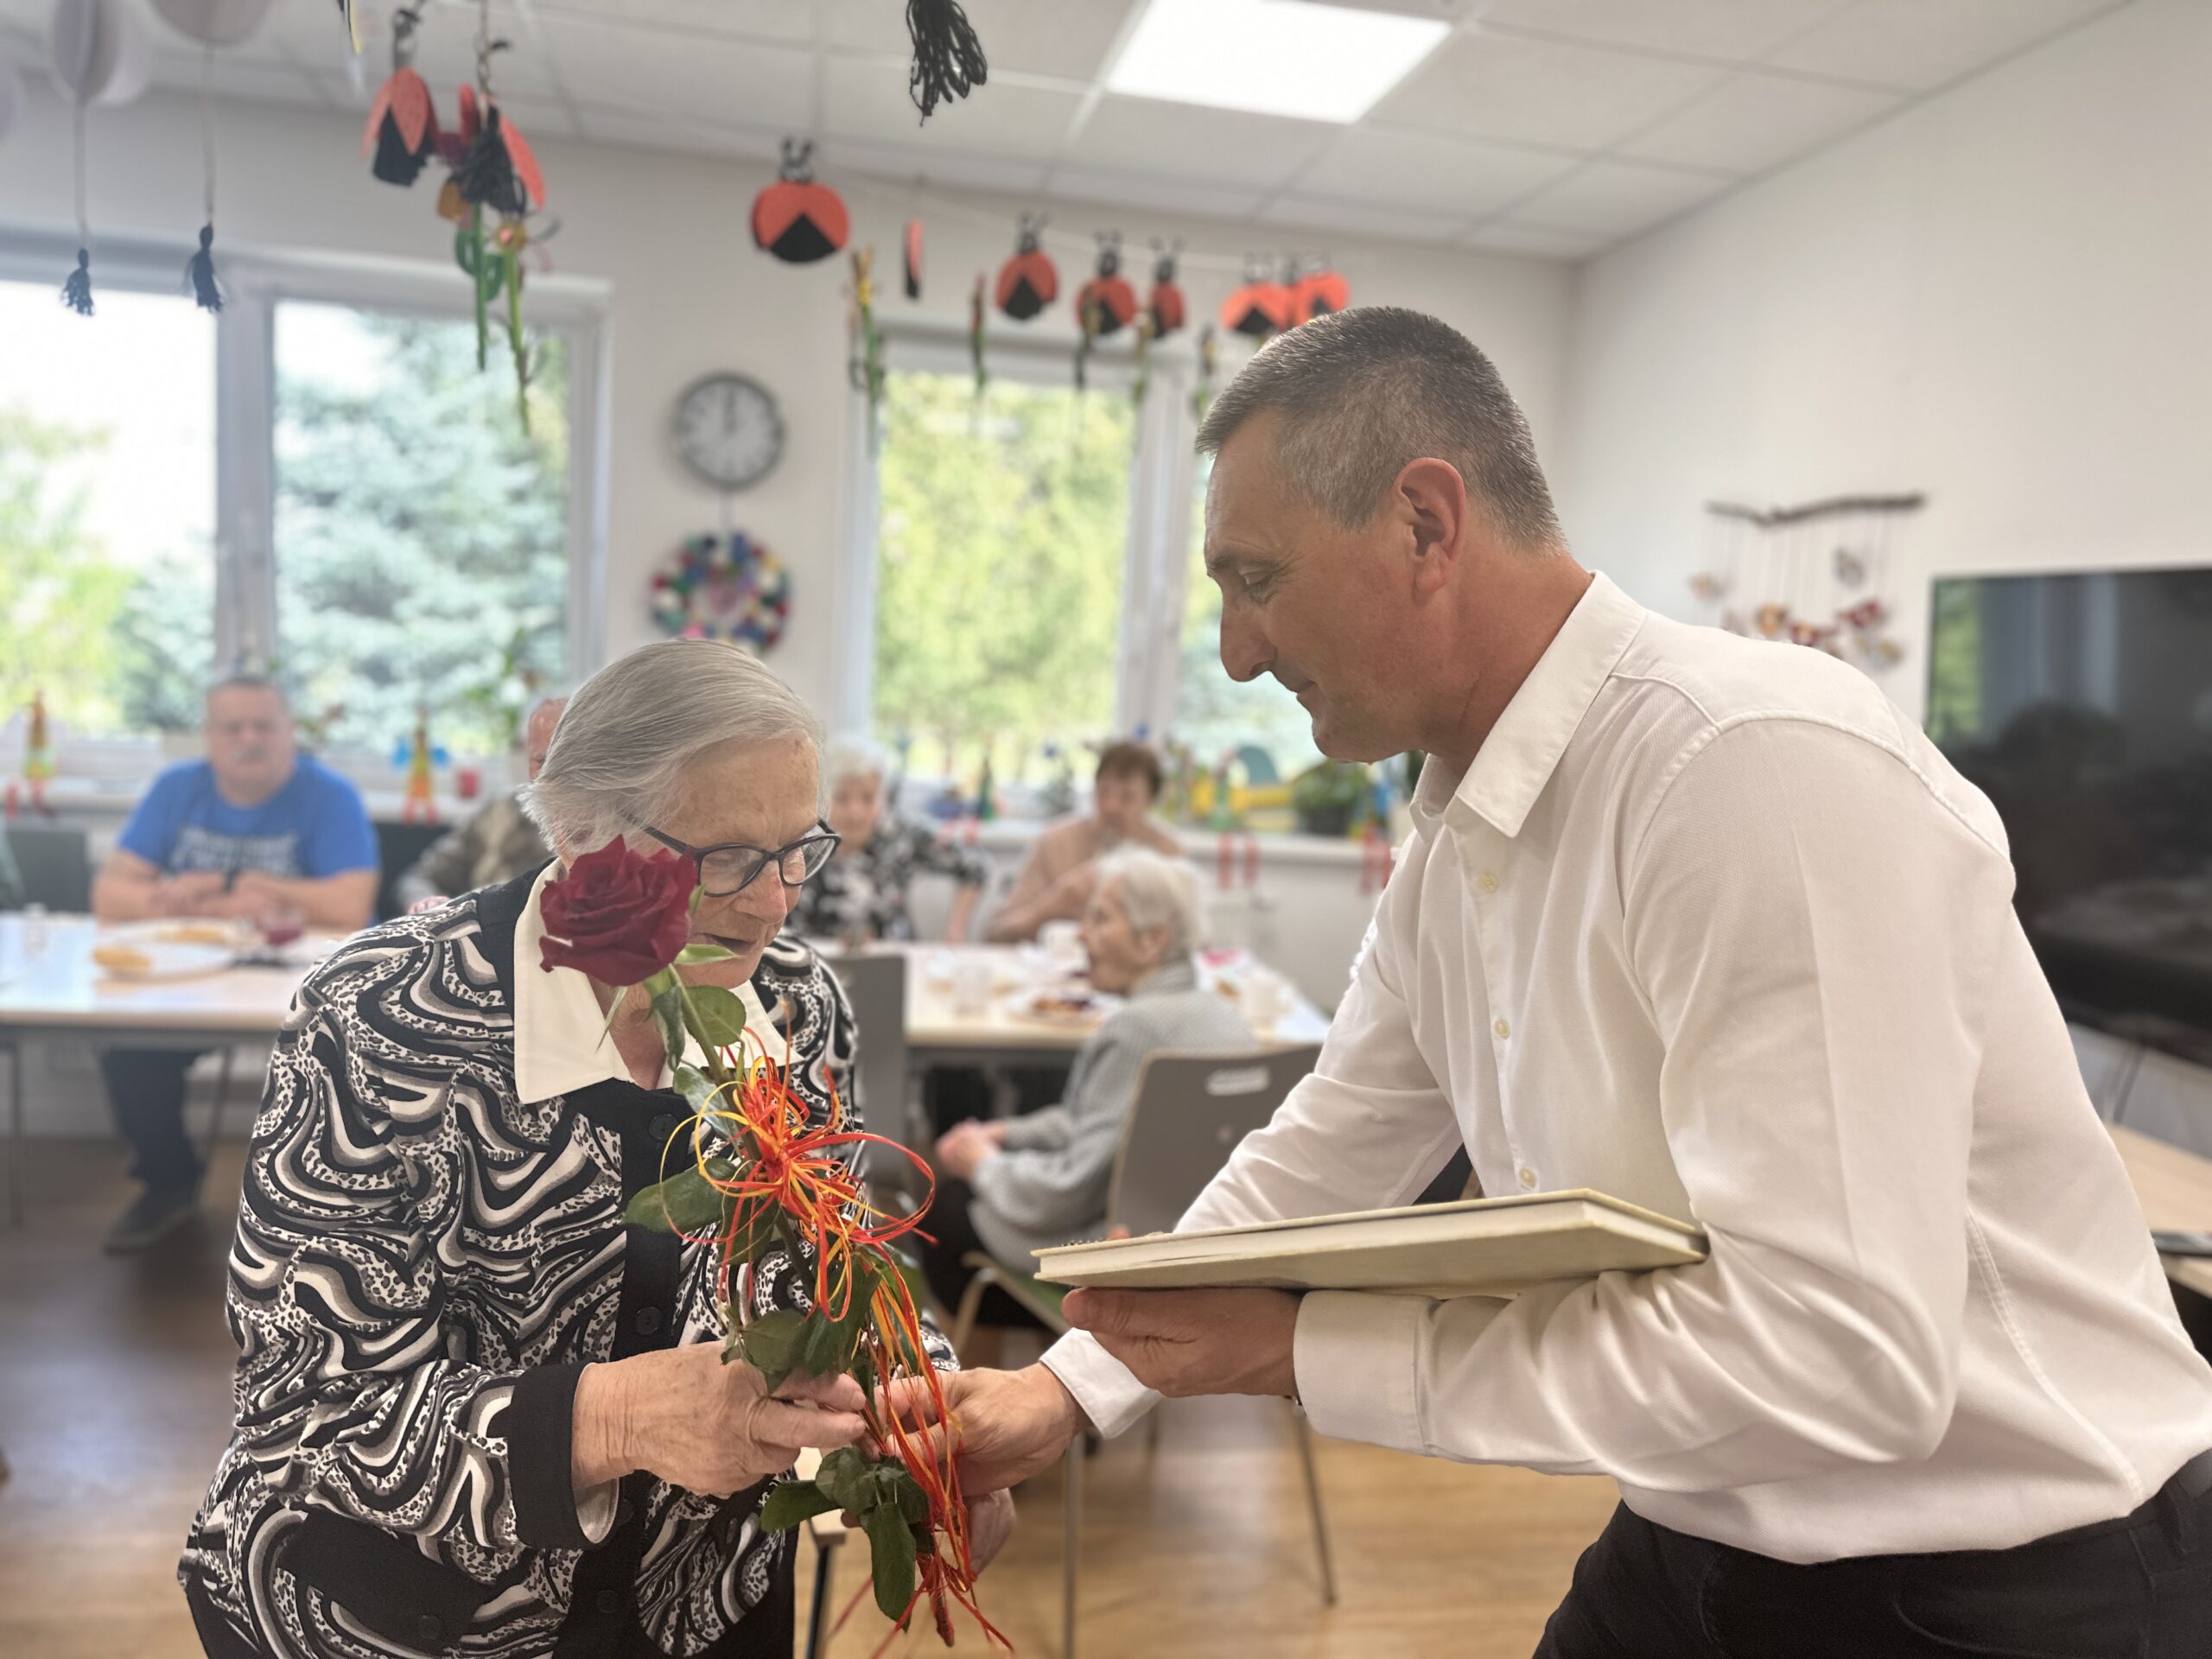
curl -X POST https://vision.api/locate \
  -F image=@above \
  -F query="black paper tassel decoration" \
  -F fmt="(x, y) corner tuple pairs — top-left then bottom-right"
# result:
(457, 106), (527, 219)
(187, 225), (222, 314)
(906, 0), (987, 120)
(372, 99), (437, 186)
(60, 248), (92, 316)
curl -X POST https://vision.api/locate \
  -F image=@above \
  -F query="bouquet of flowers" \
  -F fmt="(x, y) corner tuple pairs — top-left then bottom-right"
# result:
(538, 841), (1007, 1651)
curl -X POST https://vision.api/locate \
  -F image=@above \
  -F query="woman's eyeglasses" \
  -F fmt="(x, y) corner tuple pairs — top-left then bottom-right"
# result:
(639, 823), (841, 898)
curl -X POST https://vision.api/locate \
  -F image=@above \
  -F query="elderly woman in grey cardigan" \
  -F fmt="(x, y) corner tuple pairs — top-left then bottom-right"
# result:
(923, 848), (1251, 1325)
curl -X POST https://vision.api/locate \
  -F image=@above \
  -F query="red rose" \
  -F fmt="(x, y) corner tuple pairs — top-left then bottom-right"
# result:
(538, 839), (694, 985)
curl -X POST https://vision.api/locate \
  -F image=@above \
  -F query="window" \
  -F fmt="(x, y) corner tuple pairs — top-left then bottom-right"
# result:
(272, 302), (570, 756)
(0, 279), (216, 741)
(869, 366), (1136, 783)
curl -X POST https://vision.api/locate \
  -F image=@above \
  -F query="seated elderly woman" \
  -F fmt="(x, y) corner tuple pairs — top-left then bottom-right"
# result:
(178, 640), (1007, 1659)
(920, 848), (1251, 1327)
(788, 735), (987, 944)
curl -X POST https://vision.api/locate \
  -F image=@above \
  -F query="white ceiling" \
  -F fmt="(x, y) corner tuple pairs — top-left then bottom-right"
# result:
(0, 0), (2130, 261)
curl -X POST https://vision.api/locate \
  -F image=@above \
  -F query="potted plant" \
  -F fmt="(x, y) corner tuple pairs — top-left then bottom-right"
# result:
(1293, 759), (1368, 838)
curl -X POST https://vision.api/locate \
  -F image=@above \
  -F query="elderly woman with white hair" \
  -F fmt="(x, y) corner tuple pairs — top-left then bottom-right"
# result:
(177, 640), (1004, 1659)
(787, 734), (987, 944)
(924, 847), (1253, 1328)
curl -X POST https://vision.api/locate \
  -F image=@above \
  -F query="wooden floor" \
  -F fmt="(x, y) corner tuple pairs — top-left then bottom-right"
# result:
(0, 1141), (1617, 1659)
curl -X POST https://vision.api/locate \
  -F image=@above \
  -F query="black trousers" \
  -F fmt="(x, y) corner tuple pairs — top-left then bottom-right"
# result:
(100, 1046), (210, 1197)
(1537, 1452), (2212, 1657)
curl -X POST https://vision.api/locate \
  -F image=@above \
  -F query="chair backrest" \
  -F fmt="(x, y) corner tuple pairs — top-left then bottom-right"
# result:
(1105, 1044), (1323, 1238)
(5, 823), (92, 912)
(823, 950), (913, 1147)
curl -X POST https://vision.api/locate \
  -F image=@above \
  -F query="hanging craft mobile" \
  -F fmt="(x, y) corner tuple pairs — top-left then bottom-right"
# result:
(333, 0), (360, 54)
(1147, 237), (1185, 336)
(1220, 255), (1291, 339)
(905, 0), (988, 118)
(1076, 232), (1138, 339)
(48, 0), (151, 315)
(1290, 257), (1348, 325)
(362, 7), (437, 187)
(903, 216), (924, 300)
(969, 272), (988, 394)
(753, 138), (849, 264)
(651, 532), (792, 652)
(849, 246), (886, 442)
(150, 0), (273, 47)
(994, 213), (1057, 321)
(1192, 324), (1218, 422)
(158, 3), (271, 312)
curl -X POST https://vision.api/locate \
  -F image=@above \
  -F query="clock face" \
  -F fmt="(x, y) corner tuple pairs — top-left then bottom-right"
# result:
(674, 373), (785, 491)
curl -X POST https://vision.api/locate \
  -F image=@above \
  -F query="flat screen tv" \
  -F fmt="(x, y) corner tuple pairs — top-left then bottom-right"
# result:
(1926, 567), (2212, 1065)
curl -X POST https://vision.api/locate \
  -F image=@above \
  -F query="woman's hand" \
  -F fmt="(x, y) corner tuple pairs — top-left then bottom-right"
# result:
(573, 1346), (869, 1498)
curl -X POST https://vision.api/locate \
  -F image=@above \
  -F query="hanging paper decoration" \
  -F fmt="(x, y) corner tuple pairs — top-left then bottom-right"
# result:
(149, 0), (274, 47)
(1220, 256), (1291, 339)
(969, 272), (988, 395)
(1192, 325), (1218, 423)
(362, 7), (438, 187)
(48, 0), (151, 315)
(995, 213), (1056, 321)
(905, 0), (988, 120)
(334, 0), (361, 54)
(1076, 232), (1138, 339)
(752, 138), (849, 264)
(1290, 258), (1349, 325)
(849, 246), (886, 443)
(1147, 237), (1185, 337)
(651, 532), (791, 652)
(903, 216), (924, 300)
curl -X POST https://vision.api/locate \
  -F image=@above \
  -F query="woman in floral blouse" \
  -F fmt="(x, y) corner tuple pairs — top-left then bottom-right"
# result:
(789, 736), (988, 945)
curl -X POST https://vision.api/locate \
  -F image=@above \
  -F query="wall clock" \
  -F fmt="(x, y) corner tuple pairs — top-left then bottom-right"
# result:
(673, 372), (784, 491)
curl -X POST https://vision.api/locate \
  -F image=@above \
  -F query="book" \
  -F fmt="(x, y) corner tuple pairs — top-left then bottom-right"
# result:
(1032, 1189), (1707, 1299)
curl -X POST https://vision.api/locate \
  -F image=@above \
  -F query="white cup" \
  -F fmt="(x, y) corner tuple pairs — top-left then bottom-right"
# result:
(952, 957), (995, 1018)
(1243, 974), (1287, 1033)
(1039, 918), (1084, 971)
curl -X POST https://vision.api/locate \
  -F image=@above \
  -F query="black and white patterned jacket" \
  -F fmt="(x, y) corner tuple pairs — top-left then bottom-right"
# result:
(179, 867), (951, 1659)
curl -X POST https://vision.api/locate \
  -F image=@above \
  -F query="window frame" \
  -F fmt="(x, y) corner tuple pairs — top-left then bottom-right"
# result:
(836, 317), (1199, 750)
(0, 222), (612, 755)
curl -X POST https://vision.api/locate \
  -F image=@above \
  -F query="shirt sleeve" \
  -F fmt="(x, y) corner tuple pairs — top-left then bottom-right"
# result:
(1042, 896), (1462, 1436)
(970, 1024), (1139, 1235)
(118, 766), (189, 868)
(1001, 1104), (1074, 1152)
(1292, 718), (2009, 1494)
(302, 770), (379, 877)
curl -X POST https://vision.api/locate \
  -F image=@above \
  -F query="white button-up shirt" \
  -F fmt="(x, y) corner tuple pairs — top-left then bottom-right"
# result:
(1044, 572), (2212, 1563)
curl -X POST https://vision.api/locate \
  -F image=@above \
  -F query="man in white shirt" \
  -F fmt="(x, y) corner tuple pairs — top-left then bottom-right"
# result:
(900, 308), (2212, 1652)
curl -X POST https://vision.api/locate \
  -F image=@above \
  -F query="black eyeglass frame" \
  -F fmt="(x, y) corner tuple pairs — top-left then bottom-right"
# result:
(639, 823), (842, 897)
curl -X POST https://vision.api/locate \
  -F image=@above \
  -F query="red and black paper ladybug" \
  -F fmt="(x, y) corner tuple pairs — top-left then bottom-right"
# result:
(362, 7), (437, 188)
(1291, 261), (1349, 325)
(1075, 232), (1138, 339)
(903, 217), (924, 300)
(1220, 256), (1291, 338)
(995, 214), (1058, 321)
(752, 138), (849, 265)
(1146, 238), (1185, 336)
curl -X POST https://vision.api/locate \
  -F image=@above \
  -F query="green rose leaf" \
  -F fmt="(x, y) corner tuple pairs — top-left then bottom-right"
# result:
(679, 982), (751, 1049)
(622, 1159), (735, 1234)
(865, 1503), (920, 1621)
(672, 1064), (721, 1115)
(651, 987), (688, 1067)
(760, 1478), (840, 1533)
(736, 1308), (810, 1392)
(893, 1466), (930, 1528)
(812, 1445), (875, 1516)
(675, 942), (736, 963)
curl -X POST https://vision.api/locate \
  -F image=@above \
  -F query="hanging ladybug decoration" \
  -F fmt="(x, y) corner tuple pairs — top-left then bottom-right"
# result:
(452, 81), (545, 221)
(995, 213), (1058, 321)
(1220, 255), (1292, 339)
(362, 6), (437, 187)
(752, 138), (849, 264)
(1075, 232), (1138, 339)
(1147, 237), (1185, 337)
(1290, 257), (1350, 325)
(903, 216), (924, 300)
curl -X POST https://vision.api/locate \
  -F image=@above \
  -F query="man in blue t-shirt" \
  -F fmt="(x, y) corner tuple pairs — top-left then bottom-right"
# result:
(91, 676), (377, 1250)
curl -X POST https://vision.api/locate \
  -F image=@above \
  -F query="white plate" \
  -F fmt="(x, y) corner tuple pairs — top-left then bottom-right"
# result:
(1006, 988), (1116, 1027)
(92, 940), (235, 980)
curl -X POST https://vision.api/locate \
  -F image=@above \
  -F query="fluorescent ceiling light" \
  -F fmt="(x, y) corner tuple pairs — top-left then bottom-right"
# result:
(1107, 0), (1450, 124)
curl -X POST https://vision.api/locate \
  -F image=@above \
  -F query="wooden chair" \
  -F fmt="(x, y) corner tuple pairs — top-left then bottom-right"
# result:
(947, 1045), (1332, 1659)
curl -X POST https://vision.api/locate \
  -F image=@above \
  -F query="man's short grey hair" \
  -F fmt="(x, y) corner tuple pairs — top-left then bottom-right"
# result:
(206, 673), (287, 706)
(1195, 306), (1563, 549)
(1096, 847), (1205, 963)
(823, 733), (890, 793)
(523, 640), (822, 853)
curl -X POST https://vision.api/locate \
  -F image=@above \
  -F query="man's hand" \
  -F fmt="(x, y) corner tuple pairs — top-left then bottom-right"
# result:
(880, 1364), (1088, 1497)
(154, 872), (226, 916)
(933, 1122), (999, 1183)
(1061, 1287), (1300, 1400)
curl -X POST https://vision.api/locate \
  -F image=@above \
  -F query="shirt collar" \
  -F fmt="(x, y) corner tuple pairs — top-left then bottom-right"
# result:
(1413, 571), (1647, 840)
(512, 861), (773, 1104)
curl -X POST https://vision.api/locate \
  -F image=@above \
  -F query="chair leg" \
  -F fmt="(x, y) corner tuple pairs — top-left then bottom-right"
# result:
(804, 1538), (836, 1659)
(1062, 1438), (1082, 1659)
(949, 1264), (1000, 1360)
(197, 1046), (238, 1169)
(5, 1040), (22, 1229)
(1291, 1404), (1338, 1606)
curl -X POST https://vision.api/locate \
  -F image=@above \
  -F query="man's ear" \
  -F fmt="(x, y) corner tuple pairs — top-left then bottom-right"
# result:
(1396, 458), (1470, 598)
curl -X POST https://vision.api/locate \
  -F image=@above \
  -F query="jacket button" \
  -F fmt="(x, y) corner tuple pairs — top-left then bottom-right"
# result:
(634, 1306), (663, 1336)
(595, 1587), (624, 1616)
(649, 1114), (678, 1141)
(414, 1614), (446, 1643)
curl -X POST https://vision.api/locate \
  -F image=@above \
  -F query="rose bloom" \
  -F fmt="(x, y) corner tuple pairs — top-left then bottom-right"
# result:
(537, 840), (693, 984)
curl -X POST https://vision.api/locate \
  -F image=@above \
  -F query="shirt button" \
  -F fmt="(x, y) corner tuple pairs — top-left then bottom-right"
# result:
(1517, 1166), (1537, 1190)
(634, 1306), (663, 1336)
(1493, 1018), (1511, 1040)
(648, 1113), (678, 1141)
(595, 1588), (625, 1616)
(1475, 870), (1499, 895)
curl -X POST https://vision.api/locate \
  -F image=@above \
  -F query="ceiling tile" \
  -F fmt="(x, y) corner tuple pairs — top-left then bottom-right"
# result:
(1459, 220), (1611, 259)
(573, 105), (783, 160)
(1506, 158), (1733, 236)
(1764, 0), (2117, 92)
(826, 137), (1048, 196)
(535, 15), (810, 127)
(1620, 69), (1901, 174)
(821, 0), (1138, 77)
(1370, 28), (1727, 153)
(531, 0), (817, 45)
(1294, 126), (1578, 216)
(1256, 194), (1466, 245)
(1476, 0), (1846, 63)
(822, 54), (1083, 153)
(155, 50), (326, 108)
(1046, 165), (1263, 222)
(1069, 93), (1334, 189)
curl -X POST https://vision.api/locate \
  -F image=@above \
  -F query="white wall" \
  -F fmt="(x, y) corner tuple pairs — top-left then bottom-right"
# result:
(1553, 0), (2212, 725)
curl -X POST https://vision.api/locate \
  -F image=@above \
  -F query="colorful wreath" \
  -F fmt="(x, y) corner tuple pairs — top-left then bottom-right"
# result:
(651, 531), (791, 652)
